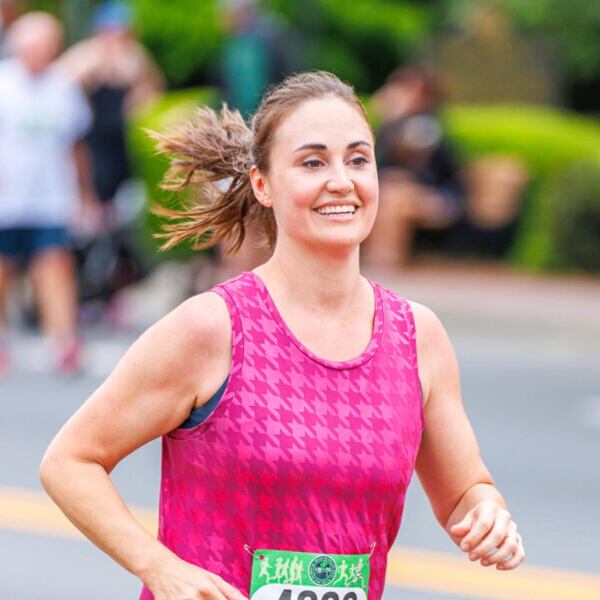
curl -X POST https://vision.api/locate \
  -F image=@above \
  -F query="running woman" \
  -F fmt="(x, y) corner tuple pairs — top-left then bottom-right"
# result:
(40, 71), (525, 600)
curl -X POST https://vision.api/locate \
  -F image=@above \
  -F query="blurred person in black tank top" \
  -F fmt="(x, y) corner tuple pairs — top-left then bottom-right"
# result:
(59, 0), (164, 225)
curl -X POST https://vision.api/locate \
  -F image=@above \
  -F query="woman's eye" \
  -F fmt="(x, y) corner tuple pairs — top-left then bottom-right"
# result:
(303, 159), (324, 168)
(349, 156), (368, 167)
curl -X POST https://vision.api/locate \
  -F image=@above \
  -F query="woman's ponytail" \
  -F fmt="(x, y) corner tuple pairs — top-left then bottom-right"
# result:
(151, 105), (274, 254)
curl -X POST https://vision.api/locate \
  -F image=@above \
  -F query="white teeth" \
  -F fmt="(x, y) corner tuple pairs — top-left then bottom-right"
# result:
(316, 204), (357, 215)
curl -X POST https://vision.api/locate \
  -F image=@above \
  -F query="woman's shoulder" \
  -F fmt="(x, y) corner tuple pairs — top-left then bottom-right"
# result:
(371, 281), (448, 353)
(373, 281), (444, 337)
(143, 291), (232, 367)
(408, 300), (457, 391)
(407, 299), (442, 328)
(407, 300), (450, 351)
(403, 300), (457, 406)
(168, 291), (232, 339)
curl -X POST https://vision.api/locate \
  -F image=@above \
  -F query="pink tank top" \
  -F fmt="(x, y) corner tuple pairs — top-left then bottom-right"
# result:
(140, 272), (424, 600)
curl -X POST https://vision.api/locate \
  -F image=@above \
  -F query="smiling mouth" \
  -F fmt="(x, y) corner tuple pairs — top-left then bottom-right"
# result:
(314, 204), (357, 216)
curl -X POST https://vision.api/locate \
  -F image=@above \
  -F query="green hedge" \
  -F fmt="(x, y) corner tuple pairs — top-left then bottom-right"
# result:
(443, 104), (600, 177)
(441, 104), (600, 271)
(267, 0), (431, 91)
(132, 0), (223, 87)
(541, 157), (600, 273)
(130, 0), (431, 92)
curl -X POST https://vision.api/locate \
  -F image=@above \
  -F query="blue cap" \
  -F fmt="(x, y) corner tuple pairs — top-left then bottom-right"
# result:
(92, 1), (134, 32)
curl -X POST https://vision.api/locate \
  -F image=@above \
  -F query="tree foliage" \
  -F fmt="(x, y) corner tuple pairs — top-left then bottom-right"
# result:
(131, 0), (223, 87)
(24, 0), (600, 97)
(265, 0), (431, 90)
(440, 0), (600, 83)
(128, 0), (432, 91)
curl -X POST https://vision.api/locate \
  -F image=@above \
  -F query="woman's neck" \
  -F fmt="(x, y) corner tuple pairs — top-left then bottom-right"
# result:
(254, 241), (365, 314)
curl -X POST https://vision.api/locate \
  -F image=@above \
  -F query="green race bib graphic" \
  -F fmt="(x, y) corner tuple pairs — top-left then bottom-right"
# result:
(250, 549), (370, 600)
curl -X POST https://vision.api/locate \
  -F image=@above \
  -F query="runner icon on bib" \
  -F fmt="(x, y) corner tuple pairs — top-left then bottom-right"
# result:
(250, 549), (370, 600)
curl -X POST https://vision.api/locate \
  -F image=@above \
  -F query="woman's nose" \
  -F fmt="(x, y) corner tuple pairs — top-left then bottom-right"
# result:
(325, 165), (354, 194)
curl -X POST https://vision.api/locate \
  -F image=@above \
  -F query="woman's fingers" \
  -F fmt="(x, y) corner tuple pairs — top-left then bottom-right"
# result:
(151, 561), (236, 600)
(208, 572), (249, 600)
(496, 539), (526, 571)
(154, 578), (227, 600)
(479, 521), (519, 566)
(458, 503), (498, 552)
(452, 502), (525, 571)
(496, 548), (525, 571)
(468, 511), (513, 562)
(449, 509), (475, 539)
(199, 580), (229, 600)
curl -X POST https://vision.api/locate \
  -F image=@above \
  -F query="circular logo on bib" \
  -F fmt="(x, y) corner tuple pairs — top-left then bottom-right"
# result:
(309, 555), (337, 585)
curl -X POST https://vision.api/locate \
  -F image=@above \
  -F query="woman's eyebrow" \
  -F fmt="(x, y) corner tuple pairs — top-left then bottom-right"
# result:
(293, 140), (372, 153)
(348, 140), (371, 150)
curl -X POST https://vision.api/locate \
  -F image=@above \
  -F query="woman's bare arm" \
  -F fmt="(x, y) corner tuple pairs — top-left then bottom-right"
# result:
(40, 292), (247, 598)
(411, 301), (525, 570)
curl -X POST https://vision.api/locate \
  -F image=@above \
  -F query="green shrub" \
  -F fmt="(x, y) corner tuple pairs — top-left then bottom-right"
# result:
(295, 0), (430, 90)
(132, 0), (223, 87)
(130, 0), (433, 92)
(440, 104), (600, 271)
(443, 104), (600, 176)
(533, 160), (600, 271)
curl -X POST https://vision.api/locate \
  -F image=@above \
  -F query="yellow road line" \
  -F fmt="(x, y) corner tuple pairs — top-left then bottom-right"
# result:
(0, 486), (157, 539)
(387, 547), (600, 600)
(1, 487), (599, 599)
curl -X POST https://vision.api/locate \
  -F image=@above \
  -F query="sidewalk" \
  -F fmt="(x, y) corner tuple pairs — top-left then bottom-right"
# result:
(367, 259), (600, 337)
(6, 259), (599, 376)
(116, 258), (600, 335)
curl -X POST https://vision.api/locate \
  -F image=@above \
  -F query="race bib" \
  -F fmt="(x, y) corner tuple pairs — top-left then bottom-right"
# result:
(250, 549), (370, 600)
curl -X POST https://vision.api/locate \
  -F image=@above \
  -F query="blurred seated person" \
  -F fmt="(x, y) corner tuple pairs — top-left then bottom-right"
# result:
(58, 0), (164, 228)
(448, 155), (529, 259)
(363, 65), (464, 267)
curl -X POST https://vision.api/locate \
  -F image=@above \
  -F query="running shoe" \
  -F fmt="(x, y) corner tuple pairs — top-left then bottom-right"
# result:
(54, 336), (83, 376)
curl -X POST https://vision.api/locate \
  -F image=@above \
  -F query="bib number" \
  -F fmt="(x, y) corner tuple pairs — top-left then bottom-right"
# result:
(278, 590), (358, 600)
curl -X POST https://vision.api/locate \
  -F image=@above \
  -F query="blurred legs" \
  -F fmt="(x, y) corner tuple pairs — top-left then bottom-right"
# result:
(363, 175), (459, 268)
(30, 248), (78, 338)
(363, 179), (420, 267)
(30, 248), (82, 373)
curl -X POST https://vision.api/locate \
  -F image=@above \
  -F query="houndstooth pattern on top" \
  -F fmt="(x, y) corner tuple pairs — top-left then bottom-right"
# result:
(140, 271), (424, 600)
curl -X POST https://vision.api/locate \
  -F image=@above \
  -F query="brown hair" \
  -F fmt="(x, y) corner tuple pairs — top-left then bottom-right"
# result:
(153, 71), (370, 254)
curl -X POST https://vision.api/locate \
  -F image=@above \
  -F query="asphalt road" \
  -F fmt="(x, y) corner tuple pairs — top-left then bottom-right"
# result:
(1, 267), (599, 600)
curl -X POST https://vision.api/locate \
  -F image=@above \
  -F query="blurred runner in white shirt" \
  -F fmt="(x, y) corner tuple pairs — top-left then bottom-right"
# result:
(0, 11), (94, 376)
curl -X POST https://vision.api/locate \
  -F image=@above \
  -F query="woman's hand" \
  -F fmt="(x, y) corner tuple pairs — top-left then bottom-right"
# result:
(449, 500), (525, 571)
(148, 556), (249, 600)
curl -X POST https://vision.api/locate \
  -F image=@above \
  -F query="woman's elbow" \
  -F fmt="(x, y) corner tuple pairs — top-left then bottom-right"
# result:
(39, 439), (78, 496)
(39, 447), (63, 496)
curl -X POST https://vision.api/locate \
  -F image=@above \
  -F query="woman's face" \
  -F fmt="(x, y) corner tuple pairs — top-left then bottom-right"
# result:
(254, 96), (379, 256)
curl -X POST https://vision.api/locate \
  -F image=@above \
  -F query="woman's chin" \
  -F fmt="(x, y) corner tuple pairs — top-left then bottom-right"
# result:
(309, 232), (363, 257)
(281, 223), (368, 257)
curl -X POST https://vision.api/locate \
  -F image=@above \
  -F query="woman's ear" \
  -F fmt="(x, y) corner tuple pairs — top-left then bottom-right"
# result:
(249, 165), (272, 208)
